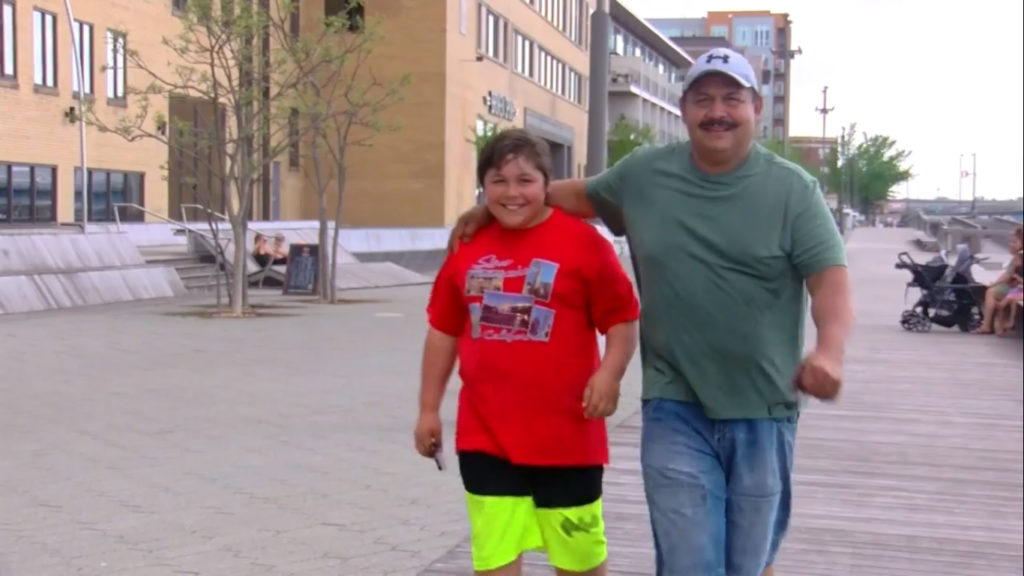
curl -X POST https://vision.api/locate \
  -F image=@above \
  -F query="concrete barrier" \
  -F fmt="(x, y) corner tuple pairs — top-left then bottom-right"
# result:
(0, 232), (185, 315)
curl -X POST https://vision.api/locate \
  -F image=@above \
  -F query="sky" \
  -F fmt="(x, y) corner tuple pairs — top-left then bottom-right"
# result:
(620, 0), (1024, 201)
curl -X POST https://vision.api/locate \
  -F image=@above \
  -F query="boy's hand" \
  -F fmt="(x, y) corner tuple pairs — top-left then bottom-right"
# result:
(582, 369), (621, 419)
(414, 411), (443, 457)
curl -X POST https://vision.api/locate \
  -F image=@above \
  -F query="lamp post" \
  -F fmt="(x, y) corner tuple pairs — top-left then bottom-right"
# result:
(62, 0), (88, 232)
(585, 0), (610, 177)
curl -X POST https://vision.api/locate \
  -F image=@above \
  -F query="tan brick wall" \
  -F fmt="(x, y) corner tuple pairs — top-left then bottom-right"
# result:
(1, 0), (592, 228)
(0, 0), (179, 223)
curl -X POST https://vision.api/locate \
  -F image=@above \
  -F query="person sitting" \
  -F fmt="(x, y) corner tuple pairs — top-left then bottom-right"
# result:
(994, 251), (1023, 336)
(974, 225), (1024, 334)
(252, 233), (276, 268)
(271, 233), (289, 264)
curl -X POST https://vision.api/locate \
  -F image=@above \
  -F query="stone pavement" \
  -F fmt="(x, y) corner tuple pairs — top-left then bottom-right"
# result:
(0, 286), (642, 576)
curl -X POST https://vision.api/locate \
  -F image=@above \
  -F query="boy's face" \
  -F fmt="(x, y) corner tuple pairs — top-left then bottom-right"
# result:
(483, 154), (549, 229)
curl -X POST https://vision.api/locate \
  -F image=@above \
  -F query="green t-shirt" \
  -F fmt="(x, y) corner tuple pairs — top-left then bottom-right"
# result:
(586, 141), (846, 419)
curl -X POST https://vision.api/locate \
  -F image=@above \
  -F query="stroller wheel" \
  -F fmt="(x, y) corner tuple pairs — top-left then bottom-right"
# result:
(957, 305), (983, 333)
(900, 310), (931, 332)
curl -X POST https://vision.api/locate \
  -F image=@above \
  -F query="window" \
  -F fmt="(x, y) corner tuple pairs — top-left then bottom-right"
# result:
(288, 108), (300, 169)
(1, 0), (14, 79)
(478, 5), (507, 64)
(0, 163), (56, 223)
(289, 2), (300, 38)
(755, 26), (771, 47)
(74, 168), (144, 222)
(774, 81), (784, 96)
(71, 21), (93, 95)
(735, 26), (750, 47)
(710, 25), (728, 38)
(106, 30), (125, 100)
(33, 9), (57, 88)
(513, 31), (533, 78)
(773, 103), (784, 119)
(325, 0), (363, 32)
(172, 0), (188, 12)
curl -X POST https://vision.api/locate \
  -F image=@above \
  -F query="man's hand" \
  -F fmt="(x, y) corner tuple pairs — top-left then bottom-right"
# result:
(447, 205), (492, 253)
(794, 349), (843, 401)
(582, 369), (621, 419)
(413, 411), (443, 458)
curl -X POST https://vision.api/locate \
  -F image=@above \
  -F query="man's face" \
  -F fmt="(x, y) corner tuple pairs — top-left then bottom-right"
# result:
(681, 73), (761, 160)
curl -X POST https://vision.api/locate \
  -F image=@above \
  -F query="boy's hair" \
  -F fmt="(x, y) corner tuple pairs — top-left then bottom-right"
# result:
(476, 128), (553, 187)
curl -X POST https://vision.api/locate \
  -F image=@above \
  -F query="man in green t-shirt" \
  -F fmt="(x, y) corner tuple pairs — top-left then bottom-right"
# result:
(450, 48), (853, 576)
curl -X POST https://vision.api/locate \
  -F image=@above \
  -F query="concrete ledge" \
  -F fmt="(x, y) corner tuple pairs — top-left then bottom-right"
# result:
(0, 267), (186, 314)
(0, 232), (186, 315)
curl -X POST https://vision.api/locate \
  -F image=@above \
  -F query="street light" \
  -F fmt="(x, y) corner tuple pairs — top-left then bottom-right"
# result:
(62, 0), (88, 233)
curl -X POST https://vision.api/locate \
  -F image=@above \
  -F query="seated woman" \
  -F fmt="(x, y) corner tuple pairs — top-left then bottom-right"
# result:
(270, 233), (289, 264)
(994, 252), (1023, 336)
(252, 233), (277, 268)
(975, 225), (1024, 334)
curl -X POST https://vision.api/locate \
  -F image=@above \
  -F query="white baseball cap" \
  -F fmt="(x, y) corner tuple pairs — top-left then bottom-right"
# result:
(682, 48), (759, 95)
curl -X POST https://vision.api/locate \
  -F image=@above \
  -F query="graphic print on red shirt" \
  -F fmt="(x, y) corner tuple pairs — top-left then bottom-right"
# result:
(427, 210), (640, 467)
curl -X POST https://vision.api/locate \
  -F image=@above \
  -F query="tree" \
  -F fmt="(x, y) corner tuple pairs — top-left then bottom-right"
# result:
(607, 115), (654, 167)
(833, 122), (913, 215)
(87, 0), (340, 316)
(292, 6), (408, 302)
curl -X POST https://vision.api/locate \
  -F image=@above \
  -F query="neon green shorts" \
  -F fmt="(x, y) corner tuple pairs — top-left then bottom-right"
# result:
(459, 452), (607, 573)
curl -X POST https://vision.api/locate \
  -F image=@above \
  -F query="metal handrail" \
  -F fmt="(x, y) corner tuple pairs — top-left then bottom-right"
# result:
(111, 203), (217, 240)
(180, 203), (229, 229)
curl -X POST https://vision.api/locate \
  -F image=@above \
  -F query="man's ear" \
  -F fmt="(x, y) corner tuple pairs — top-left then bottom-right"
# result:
(752, 91), (763, 116)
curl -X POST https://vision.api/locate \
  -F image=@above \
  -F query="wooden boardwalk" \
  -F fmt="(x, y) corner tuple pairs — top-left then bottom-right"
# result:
(421, 228), (1023, 576)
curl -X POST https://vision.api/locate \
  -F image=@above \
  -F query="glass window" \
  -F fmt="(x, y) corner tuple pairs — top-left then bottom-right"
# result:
(34, 166), (54, 222)
(72, 21), (94, 94)
(33, 9), (57, 88)
(0, 163), (57, 224)
(74, 168), (145, 222)
(1, 1), (15, 78)
(106, 30), (126, 99)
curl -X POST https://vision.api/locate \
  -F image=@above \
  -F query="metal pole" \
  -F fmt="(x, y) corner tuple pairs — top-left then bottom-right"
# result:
(585, 0), (610, 176)
(958, 154), (963, 203)
(62, 0), (88, 233)
(970, 153), (977, 214)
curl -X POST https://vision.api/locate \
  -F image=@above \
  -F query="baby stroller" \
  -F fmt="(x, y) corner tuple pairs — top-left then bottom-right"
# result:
(895, 244), (988, 332)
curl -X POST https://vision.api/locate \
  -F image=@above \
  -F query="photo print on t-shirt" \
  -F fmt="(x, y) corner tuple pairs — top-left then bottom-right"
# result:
(465, 268), (504, 296)
(522, 258), (559, 302)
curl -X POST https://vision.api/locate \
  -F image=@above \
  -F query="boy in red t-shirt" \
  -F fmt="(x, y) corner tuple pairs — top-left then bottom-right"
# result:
(414, 128), (640, 575)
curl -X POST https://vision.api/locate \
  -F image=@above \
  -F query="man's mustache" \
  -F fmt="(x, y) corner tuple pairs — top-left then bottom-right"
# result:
(698, 119), (737, 130)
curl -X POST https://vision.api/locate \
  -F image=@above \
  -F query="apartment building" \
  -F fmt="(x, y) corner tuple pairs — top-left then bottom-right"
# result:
(648, 11), (795, 144)
(607, 0), (692, 145)
(0, 0), (590, 228)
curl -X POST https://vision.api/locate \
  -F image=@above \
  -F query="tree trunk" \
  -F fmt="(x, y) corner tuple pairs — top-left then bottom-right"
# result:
(329, 148), (346, 303)
(312, 129), (331, 302)
(229, 215), (247, 316)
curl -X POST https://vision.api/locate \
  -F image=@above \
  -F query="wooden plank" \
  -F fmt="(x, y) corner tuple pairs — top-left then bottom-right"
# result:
(420, 228), (1023, 575)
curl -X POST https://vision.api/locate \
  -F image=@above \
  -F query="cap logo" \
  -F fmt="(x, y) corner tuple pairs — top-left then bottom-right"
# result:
(706, 53), (730, 64)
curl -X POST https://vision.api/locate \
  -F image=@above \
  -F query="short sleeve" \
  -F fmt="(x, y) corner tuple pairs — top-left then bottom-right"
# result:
(583, 227), (641, 334)
(788, 179), (847, 278)
(426, 254), (467, 337)
(584, 147), (645, 237)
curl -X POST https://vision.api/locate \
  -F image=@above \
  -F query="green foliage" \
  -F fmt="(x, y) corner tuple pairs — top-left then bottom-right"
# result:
(834, 122), (914, 213)
(470, 119), (502, 155)
(607, 115), (655, 167)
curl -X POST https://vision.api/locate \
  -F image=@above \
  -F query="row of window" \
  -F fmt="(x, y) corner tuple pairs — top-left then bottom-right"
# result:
(0, 163), (144, 224)
(518, 0), (587, 46)
(479, 4), (586, 106)
(610, 25), (684, 84)
(0, 1), (126, 100)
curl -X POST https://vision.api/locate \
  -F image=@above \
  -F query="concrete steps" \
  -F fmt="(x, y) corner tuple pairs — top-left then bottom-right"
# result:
(139, 245), (222, 293)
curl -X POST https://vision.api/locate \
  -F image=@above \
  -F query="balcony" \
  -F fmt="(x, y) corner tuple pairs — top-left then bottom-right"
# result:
(609, 55), (682, 107)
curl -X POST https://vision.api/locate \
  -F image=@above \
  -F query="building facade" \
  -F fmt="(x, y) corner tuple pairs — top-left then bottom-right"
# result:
(648, 11), (795, 144)
(607, 1), (691, 145)
(0, 0), (591, 228)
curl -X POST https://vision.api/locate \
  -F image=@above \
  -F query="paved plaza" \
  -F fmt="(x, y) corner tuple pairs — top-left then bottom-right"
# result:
(0, 284), (642, 576)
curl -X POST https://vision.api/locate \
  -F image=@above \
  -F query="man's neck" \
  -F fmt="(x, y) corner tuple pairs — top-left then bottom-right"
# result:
(691, 144), (753, 175)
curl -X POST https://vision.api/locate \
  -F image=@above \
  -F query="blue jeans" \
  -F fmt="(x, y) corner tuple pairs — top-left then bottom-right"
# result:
(640, 399), (797, 576)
